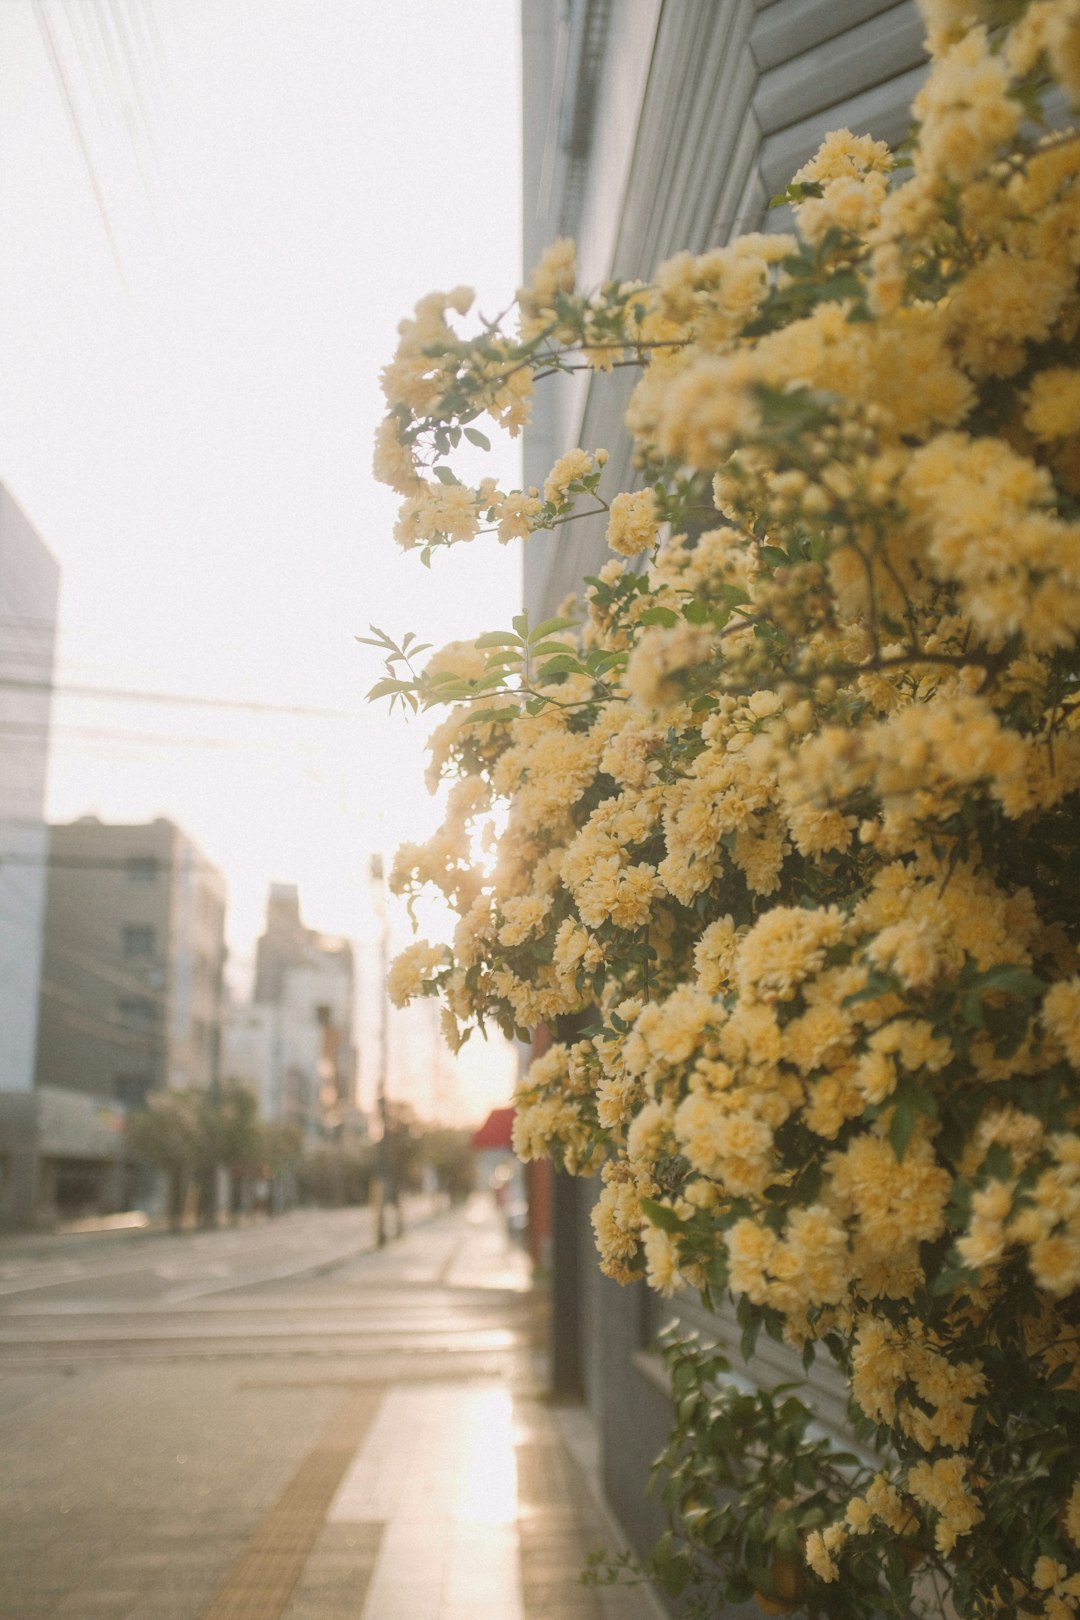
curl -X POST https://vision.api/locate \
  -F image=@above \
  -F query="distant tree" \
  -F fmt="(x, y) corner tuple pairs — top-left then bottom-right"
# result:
(199, 1081), (261, 1220)
(125, 1090), (201, 1230)
(296, 1142), (375, 1206)
(257, 1119), (304, 1215)
(419, 1126), (475, 1203)
(259, 1119), (303, 1174)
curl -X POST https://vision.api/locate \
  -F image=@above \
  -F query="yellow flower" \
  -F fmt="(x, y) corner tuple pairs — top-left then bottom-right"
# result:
(914, 26), (1021, 186)
(805, 1524), (847, 1582)
(492, 489), (544, 542)
(386, 940), (449, 1008)
(625, 621), (713, 710)
(543, 447), (599, 506)
(1063, 1480), (1080, 1548)
(518, 236), (575, 336)
(1025, 368), (1080, 441)
(829, 1133), (951, 1256)
(727, 1217), (778, 1302)
(736, 906), (846, 1003)
(372, 415), (421, 494)
(907, 1455), (984, 1554)
(497, 894), (552, 947)
(693, 915), (742, 995)
(1044, 978), (1080, 1068)
(792, 128), (893, 185)
(642, 1223), (681, 1295)
(1030, 1232), (1080, 1297)
(1035, 1557), (1067, 1592)
(606, 488), (660, 557)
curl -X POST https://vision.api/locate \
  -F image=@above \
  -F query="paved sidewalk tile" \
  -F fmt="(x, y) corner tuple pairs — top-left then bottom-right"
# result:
(0, 1200), (664, 1620)
(329, 1381), (524, 1620)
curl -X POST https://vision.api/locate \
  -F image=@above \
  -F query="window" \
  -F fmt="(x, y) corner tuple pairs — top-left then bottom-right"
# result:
(124, 856), (159, 882)
(114, 1074), (152, 1109)
(122, 925), (155, 958)
(118, 996), (159, 1031)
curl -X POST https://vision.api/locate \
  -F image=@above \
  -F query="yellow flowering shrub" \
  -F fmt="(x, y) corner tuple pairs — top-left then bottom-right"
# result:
(367, 3), (1080, 1615)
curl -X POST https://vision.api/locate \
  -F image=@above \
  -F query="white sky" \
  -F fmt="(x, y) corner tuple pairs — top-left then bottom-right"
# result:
(0, 0), (526, 1118)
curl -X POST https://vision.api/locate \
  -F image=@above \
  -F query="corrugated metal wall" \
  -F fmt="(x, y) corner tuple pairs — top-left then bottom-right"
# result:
(524, 0), (928, 618)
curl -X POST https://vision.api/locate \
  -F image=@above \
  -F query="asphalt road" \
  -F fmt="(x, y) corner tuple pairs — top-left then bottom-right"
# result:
(0, 1198), (532, 1365)
(0, 1205), (389, 1309)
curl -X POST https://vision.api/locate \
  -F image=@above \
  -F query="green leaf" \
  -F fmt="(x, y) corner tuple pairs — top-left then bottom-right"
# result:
(960, 989), (985, 1029)
(651, 1534), (691, 1599)
(367, 677), (413, 702)
(979, 965), (1047, 998)
(530, 615), (579, 641)
(512, 612), (530, 640)
(639, 605), (680, 628)
(586, 650), (626, 676)
(640, 1196), (685, 1234)
(474, 631), (523, 649)
(468, 706), (520, 725)
(463, 426), (491, 451)
(536, 655), (586, 677)
(889, 1094), (918, 1162)
(528, 639), (579, 658)
(432, 465), (459, 485)
(740, 1316), (762, 1362)
(356, 624), (397, 651)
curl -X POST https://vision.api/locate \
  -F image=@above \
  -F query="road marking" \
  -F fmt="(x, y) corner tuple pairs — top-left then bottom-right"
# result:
(199, 1385), (384, 1620)
(160, 1239), (374, 1303)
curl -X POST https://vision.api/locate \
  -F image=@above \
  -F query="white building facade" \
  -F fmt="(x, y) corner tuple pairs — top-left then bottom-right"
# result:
(224, 885), (357, 1142)
(0, 488), (59, 1225)
(0, 485), (59, 1099)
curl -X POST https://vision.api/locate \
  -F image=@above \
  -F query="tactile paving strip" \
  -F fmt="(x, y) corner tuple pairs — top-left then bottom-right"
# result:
(199, 1387), (383, 1620)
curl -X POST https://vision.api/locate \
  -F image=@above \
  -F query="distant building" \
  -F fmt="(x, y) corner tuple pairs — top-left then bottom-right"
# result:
(35, 816), (227, 1101)
(0, 488), (59, 1228)
(224, 884), (356, 1140)
(0, 816), (227, 1226)
(0, 486), (59, 1099)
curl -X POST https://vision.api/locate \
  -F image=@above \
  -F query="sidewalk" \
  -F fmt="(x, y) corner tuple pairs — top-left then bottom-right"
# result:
(268, 1200), (665, 1620)
(0, 1195), (665, 1620)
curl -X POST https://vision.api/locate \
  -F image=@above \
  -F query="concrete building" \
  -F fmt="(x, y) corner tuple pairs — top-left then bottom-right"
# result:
(520, 0), (931, 1578)
(0, 816), (227, 1225)
(0, 488), (60, 1228)
(0, 487), (59, 1099)
(224, 884), (356, 1141)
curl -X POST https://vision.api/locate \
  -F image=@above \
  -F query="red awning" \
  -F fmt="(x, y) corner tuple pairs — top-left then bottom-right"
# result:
(471, 1106), (514, 1150)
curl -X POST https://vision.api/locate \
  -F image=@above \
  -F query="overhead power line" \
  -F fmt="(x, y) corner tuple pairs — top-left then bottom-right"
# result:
(0, 676), (367, 719)
(32, 0), (127, 282)
(0, 851), (222, 875)
(0, 720), (336, 753)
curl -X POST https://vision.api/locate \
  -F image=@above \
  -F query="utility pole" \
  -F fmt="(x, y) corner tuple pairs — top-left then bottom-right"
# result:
(368, 854), (393, 1245)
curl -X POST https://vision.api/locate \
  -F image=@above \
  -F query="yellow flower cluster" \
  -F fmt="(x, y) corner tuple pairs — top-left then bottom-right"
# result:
(605, 489), (659, 557)
(375, 2), (1080, 1609)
